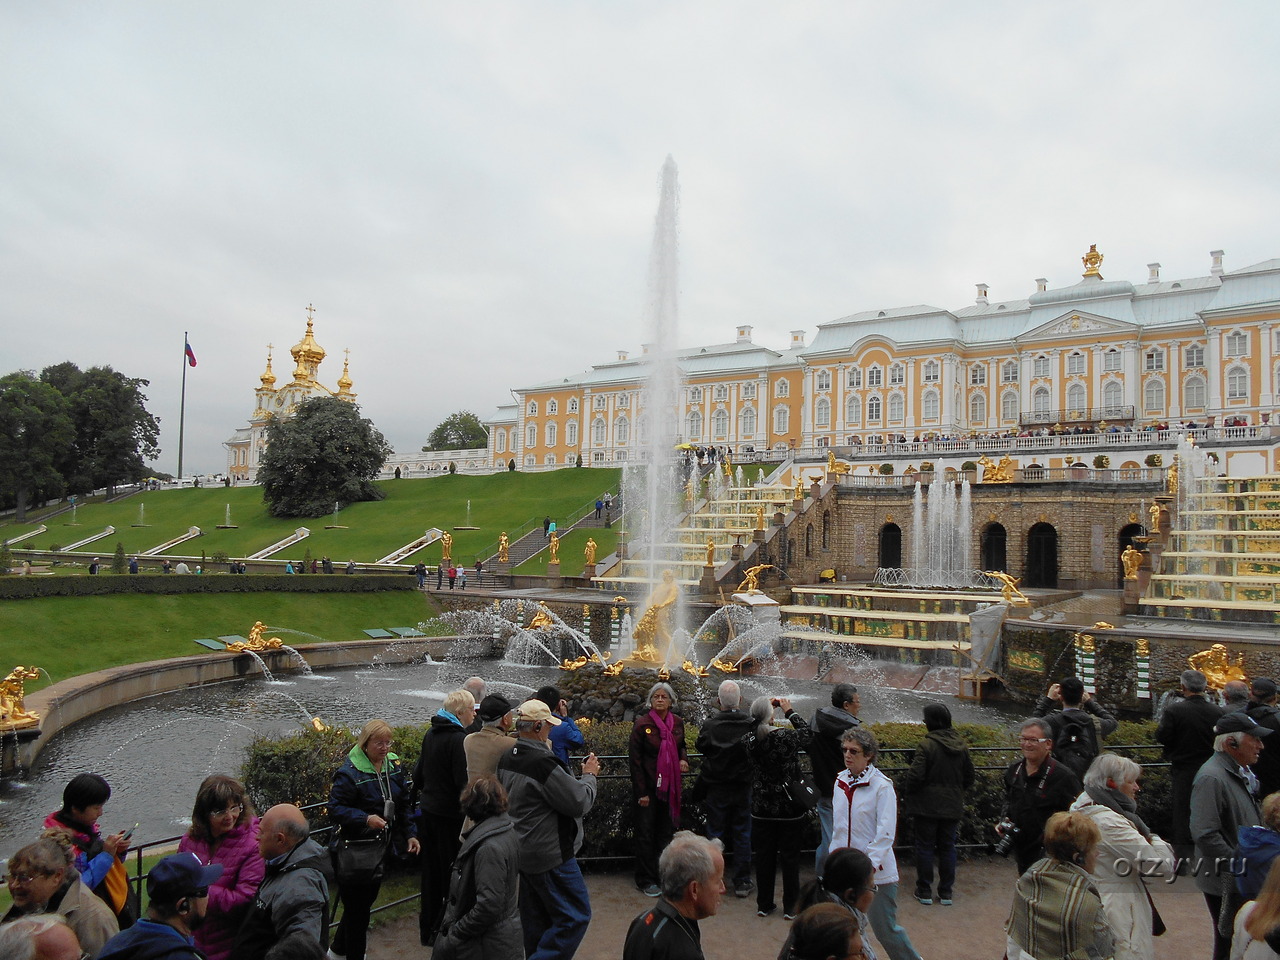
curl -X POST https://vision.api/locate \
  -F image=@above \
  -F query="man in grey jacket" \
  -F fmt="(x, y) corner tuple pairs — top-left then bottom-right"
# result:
(1190, 712), (1270, 960)
(234, 804), (332, 960)
(498, 699), (600, 960)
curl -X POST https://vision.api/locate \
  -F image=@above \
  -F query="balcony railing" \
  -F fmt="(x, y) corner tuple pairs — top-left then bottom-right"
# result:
(1019, 405), (1135, 426)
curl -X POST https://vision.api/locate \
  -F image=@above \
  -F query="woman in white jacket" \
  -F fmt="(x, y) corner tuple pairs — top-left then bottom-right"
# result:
(1070, 753), (1175, 960)
(831, 727), (922, 960)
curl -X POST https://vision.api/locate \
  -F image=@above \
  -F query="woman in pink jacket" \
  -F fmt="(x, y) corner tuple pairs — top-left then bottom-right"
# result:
(177, 775), (264, 960)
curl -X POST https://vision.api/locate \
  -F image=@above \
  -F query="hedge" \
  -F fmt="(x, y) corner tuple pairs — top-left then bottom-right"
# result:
(241, 716), (1169, 861)
(0, 573), (416, 600)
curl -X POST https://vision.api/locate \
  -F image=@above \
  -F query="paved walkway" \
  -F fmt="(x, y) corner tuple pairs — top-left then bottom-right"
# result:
(365, 854), (1208, 959)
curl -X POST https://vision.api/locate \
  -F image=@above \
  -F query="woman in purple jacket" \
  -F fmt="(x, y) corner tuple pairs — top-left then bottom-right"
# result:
(177, 775), (264, 960)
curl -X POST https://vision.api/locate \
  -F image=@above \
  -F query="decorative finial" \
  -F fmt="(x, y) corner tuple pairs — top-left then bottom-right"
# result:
(1082, 244), (1104, 279)
(306, 303), (316, 322)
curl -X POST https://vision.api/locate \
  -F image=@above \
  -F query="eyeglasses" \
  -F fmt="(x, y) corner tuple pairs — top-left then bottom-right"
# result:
(1019, 736), (1050, 744)
(6, 871), (48, 885)
(841, 747), (865, 755)
(212, 804), (244, 818)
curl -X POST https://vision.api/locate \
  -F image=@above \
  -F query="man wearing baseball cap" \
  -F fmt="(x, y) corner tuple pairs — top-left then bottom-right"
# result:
(98, 852), (223, 959)
(1246, 677), (1280, 797)
(1190, 712), (1271, 960)
(465, 693), (516, 780)
(498, 698), (601, 960)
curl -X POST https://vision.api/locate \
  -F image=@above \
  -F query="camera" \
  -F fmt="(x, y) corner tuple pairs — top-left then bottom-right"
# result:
(771, 698), (781, 708)
(993, 820), (1019, 858)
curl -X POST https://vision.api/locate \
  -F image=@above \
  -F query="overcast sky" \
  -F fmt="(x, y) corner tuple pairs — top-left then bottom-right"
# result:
(3, 3), (1278, 476)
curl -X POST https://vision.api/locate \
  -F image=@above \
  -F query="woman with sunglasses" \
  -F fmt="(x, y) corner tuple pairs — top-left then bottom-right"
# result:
(778, 848), (879, 960)
(177, 774), (264, 960)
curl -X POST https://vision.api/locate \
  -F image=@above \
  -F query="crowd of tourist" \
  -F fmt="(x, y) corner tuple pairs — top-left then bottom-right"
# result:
(14, 668), (1280, 959)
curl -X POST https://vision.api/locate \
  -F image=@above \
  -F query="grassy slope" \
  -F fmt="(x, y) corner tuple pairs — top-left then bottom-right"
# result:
(0, 469), (620, 564)
(512, 526), (620, 577)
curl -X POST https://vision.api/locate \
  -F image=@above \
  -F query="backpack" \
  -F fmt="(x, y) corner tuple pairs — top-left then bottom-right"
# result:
(1052, 708), (1100, 777)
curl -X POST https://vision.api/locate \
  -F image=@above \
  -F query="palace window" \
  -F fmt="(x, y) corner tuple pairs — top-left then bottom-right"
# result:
(713, 385), (728, 402)
(525, 455), (536, 466)
(527, 400), (538, 416)
(618, 393), (630, 408)
(889, 364), (904, 385)
(846, 395), (862, 424)
(592, 417), (606, 444)
(594, 395), (607, 410)
(568, 397), (579, 413)
(1144, 349), (1164, 372)
(1001, 390), (1018, 421)
(1183, 376), (1207, 409)
(922, 360), (939, 383)
(1185, 344), (1205, 368)
(545, 422), (557, 447)
(545, 454), (556, 465)
(741, 382), (756, 400)
(496, 429), (506, 453)
(1002, 360), (1019, 383)
(739, 406), (757, 437)
(1033, 356), (1050, 378)
(686, 410), (703, 438)
(1102, 380), (1122, 411)
(712, 409), (728, 438)
(547, 399), (557, 415)
(815, 398), (831, 428)
(1067, 352), (1086, 375)
(615, 416), (629, 444)
(773, 406), (789, 434)
(848, 368), (863, 388)
(969, 393), (986, 423)
(1227, 331), (1248, 357)
(1066, 382), (1086, 412)
(775, 380), (790, 398)
(888, 393), (904, 422)
(565, 421), (578, 446)
(969, 365), (987, 386)
(922, 390), (939, 420)
(816, 370), (832, 391)
(689, 387), (703, 403)
(526, 423), (538, 448)
(867, 396), (882, 421)
(1143, 378), (1165, 411)
(1032, 386), (1051, 414)
(867, 366), (883, 387)
(1104, 349), (1122, 372)
(1227, 365), (1249, 400)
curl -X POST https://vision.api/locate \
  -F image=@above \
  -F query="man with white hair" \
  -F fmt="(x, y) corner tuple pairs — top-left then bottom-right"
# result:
(622, 832), (725, 960)
(462, 677), (487, 732)
(694, 679), (757, 898)
(0, 914), (82, 960)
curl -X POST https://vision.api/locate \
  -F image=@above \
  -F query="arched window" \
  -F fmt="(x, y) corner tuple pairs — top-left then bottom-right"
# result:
(525, 455), (536, 466)
(741, 383), (756, 400)
(1227, 365), (1249, 400)
(805, 524), (813, 558)
(1227, 331), (1248, 357)
(1066, 352), (1086, 375)
(565, 421), (578, 447)
(1102, 380), (1122, 412)
(1002, 361), (1019, 383)
(1184, 344), (1205, 368)
(1032, 387), (1051, 414)
(815, 398), (831, 428)
(969, 392), (986, 423)
(547, 399), (558, 415)
(545, 421), (557, 447)
(774, 380), (790, 398)
(867, 366), (883, 387)
(889, 364), (904, 385)
(689, 387), (703, 403)
(922, 361), (939, 383)
(526, 423), (537, 448)
(1183, 376), (1206, 409)
(867, 396), (882, 421)
(615, 416), (629, 444)
(686, 410), (703, 438)
(1144, 378), (1165, 411)
(922, 390), (939, 420)
(822, 511), (831, 549)
(638, 416), (650, 444)
(1001, 390), (1018, 421)
(592, 417), (607, 444)
(847, 368), (863, 388)
(568, 397), (579, 413)
(544, 454), (556, 465)
(969, 365), (987, 386)
(773, 406), (789, 434)
(816, 370), (832, 391)
(739, 406), (757, 437)
(1066, 382), (1086, 413)
(713, 385), (728, 401)
(888, 394), (904, 422)
(527, 400), (538, 415)
(712, 409), (728, 438)
(846, 395), (862, 423)
(1144, 349), (1164, 372)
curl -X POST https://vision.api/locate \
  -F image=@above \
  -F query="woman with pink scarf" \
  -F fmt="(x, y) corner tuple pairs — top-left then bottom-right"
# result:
(628, 681), (689, 897)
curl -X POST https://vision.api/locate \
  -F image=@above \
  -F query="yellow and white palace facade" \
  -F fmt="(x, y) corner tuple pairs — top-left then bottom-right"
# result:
(485, 249), (1280, 472)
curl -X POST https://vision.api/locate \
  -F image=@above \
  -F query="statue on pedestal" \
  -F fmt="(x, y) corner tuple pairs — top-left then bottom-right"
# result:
(705, 539), (716, 567)
(1188, 643), (1247, 691)
(1121, 544), (1142, 580)
(1148, 503), (1161, 533)
(497, 532), (509, 563)
(633, 570), (679, 661)
(548, 532), (559, 563)
(0, 665), (41, 729)
(440, 532), (453, 562)
(583, 538), (597, 565)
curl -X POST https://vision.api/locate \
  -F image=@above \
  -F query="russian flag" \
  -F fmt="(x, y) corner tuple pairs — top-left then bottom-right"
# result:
(185, 340), (198, 368)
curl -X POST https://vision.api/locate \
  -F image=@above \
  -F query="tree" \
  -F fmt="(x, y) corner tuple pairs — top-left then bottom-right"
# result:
(257, 397), (391, 518)
(0, 372), (75, 520)
(422, 411), (487, 451)
(40, 363), (161, 495)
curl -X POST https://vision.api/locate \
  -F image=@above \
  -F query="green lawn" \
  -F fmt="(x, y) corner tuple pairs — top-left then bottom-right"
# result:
(0, 469), (620, 565)
(513, 526), (620, 577)
(0, 591), (439, 691)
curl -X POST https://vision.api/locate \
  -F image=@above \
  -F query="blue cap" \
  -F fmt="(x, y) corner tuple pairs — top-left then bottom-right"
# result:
(147, 852), (224, 902)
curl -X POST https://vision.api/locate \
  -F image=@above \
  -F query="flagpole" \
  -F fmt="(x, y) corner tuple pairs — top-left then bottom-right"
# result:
(178, 331), (188, 479)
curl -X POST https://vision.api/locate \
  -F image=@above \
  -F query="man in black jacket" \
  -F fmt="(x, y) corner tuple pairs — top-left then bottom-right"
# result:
(1033, 676), (1117, 777)
(695, 680), (757, 898)
(1246, 677), (1280, 797)
(1157, 669), (1224, 862)
(622, 832), (725, 960)
(809, 682), (861, 876)
(998, 718), (1080, 873)
(234, 805), (331, 960)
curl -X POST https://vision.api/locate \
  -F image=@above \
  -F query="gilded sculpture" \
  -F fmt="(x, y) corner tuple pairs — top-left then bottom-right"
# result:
(497, 532), (509, 563)
(227, 621), (284, 653)
(755, 505), (766, 531)
(583, 537), (597, 565)
(828, 450), (837, 472)
(529, 606), (556, 630)
(1167, 461), (1179, 496)
(985, 571), (1031, 606)
(1082, 244), (1104, 278)
(548, 532), (560, 563)
(1148, 503), (1161, 533)
(977, 454), (1014, 483)
(633, 570), (679, 661)
(1188, 643), (1247, 691)
(440, 532), (453, 562)
(705, 539), (716, 567)
(1121, 544), (1142, 580)
(0, 665), (42, 729)
(737, 563), (775, 594)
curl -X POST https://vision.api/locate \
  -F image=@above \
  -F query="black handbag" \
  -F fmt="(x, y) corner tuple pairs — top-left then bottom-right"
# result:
(783, 774), (819, 811)
(332, 834), (389, 884)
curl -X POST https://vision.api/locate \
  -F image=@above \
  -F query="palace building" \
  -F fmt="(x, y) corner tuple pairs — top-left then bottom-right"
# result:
(225, 308), (358, 481)
(486, 248), (1280, 471)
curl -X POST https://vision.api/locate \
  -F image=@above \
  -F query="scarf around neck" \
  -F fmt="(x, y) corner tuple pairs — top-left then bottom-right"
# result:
(1084, 782), (1151, 839)
(650, 708), (682, 824)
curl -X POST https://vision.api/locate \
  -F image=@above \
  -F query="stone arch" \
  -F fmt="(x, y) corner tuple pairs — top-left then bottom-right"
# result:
(878, 522), (902, 569)
(981, 522), (1007, 572)
(1024, 522), (1058, 588)
(1117, 522), (1145, 588)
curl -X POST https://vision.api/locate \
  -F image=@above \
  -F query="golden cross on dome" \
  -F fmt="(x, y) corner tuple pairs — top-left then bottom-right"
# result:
(306, 303), (316, 321)
(266, 342), (273, 356)
(344, 348), (350, 362)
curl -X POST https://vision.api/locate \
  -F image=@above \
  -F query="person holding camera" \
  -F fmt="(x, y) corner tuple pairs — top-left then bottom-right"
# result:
(747, 696), (813, 920)
(997, 718), (1081, 874)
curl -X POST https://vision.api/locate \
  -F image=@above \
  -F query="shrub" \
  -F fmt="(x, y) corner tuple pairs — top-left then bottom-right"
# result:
(0, 544), (11, 575)
(919, 461), (935, 472)
(1093, 454), (1111, 469)
(1145, 453), (1163, 467)
(210, 551), (231, 564)
(0, 573), (416, 600)
(960, 461), (977, 473)
(879, 463), (894, 475)
(111, 542), (127, 574)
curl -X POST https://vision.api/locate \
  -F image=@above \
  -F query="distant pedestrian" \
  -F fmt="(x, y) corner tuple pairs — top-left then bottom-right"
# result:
(543, 516), (552, 539)
(163, 559), (172, 574)
(89, 558), (100, 575)
(345, 560), (356, 575)
(458, 569), (467, 590)
(474, 560), (483, 585)
(414, 562), (427, 589)
(436, 566), (444, 590)
(448, 566), (457, 590)
(594, 500), (603, 519)
(285, 562), (295, 575)
(310, 558), (318, 575)
(128, 557), (139, 575)
(322, 556), (334, 574)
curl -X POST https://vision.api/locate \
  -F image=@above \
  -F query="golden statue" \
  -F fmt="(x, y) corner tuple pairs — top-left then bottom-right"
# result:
(0, 666), (42, 729)
(978, 454), (1014, 483)
(708, 656), (740, 673)
(1148, 503), (1161, 533)
(1188, 643), (1247, 691)
(722, 455), (733, 477)
(686, 476), (698, 502)
(1167, 461), (1179, 496)
(997, 454), (1015, 481)
(1082, 243), (1104, 279)
(1121, 544), (1142, 580)
(827, 450), (837, 472)
(985, 571), (1031, 606)
(440, 532), (453, 562)
(633, 570), (679, 660)
(705, 539), (716, 567)
(529, 607), (556, 631)
(601, 660), (625, 676)
(548, 532), (560, 563)
(682, 660), (710, 678)
(310, 717), (329, 732)
(755, 505), (765, 531)
(583, 537), (597, 565)
(795, 476), (805, 499)
(497, 532), (509, 563)
(737, 563), (774, 593)
(227, 621), (284, 653)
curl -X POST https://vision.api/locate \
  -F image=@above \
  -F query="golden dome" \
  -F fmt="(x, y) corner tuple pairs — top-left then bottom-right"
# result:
(290, 310), (326, 382)
(337, 350), (355, 397)
(259, 348), (276, 388)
